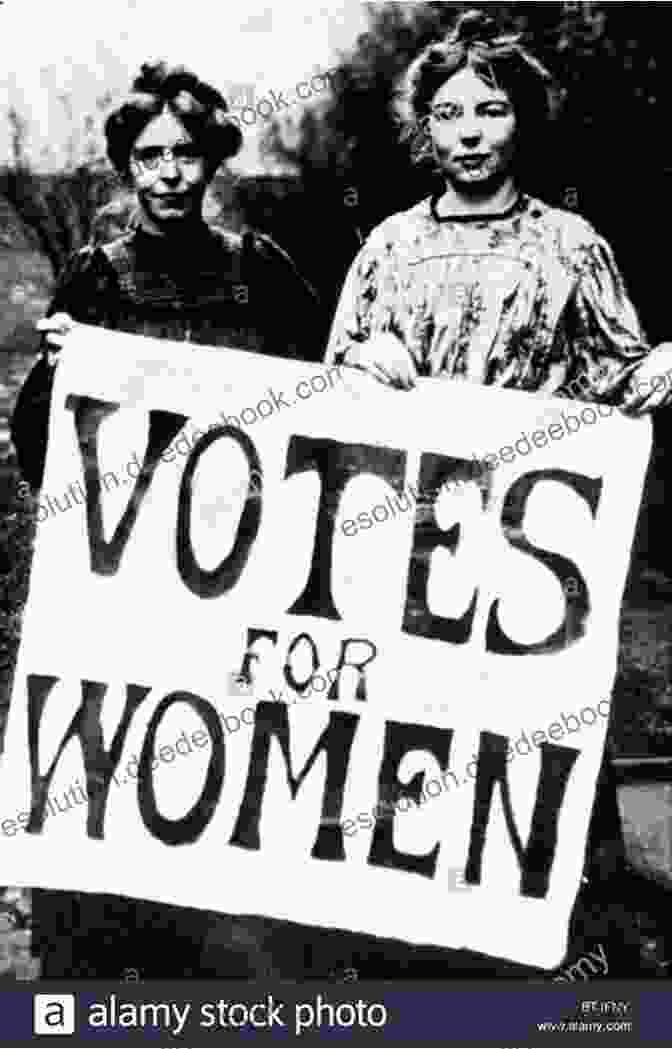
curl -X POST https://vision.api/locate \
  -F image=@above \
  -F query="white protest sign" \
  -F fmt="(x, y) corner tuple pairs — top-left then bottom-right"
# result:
(0, 326), (651, 969)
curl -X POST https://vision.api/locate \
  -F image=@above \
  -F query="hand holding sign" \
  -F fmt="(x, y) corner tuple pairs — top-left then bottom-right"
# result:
(36, 313), (78, 367)
(343, 333), (419, 390)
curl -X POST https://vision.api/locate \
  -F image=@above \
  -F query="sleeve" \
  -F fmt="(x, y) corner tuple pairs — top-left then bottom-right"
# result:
(558, 235), (651, 404)
(10, 247), (111, 491)
(250, 232), (326, 363)
(324, 226), (392, 366)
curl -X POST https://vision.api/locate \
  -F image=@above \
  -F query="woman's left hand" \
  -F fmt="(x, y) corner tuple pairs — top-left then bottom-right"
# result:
(621, 344), (672, 415)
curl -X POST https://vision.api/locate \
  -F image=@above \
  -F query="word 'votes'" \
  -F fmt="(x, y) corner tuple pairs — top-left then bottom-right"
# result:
(66, 394), (602, 655)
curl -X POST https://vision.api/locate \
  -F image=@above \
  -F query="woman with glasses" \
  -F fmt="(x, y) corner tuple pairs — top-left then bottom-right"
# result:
(12, 61), (322, 979)
(12, 61), (323, 491)
(321, 9), (672, 978)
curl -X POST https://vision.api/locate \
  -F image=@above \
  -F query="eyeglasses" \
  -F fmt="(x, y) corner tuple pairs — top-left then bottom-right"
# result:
(131, 144), (204, 172)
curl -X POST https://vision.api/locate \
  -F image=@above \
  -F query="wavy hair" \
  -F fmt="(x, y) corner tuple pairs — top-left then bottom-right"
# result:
(104, 62), (242, 178)
(396, 10), (555, 176)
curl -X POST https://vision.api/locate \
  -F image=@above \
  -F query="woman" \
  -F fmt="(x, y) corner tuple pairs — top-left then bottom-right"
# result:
(12, 61), (323, 491)
(322, 10), (672, 977)
(326, 11), (671, 408)
(12, 61), (323, 979)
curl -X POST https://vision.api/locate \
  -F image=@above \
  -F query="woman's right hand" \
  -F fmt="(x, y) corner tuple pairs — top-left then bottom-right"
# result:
(36, 312), (77, 366)
(343, 332), (418, 390)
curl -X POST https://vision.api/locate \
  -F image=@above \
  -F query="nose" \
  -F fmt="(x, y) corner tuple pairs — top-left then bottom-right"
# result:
(457, 119), (483, 147)
(158, 156), (181, 181)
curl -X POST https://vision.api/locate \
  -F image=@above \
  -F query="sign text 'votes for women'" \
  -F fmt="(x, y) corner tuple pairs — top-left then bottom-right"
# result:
(0, 327), (651, 969)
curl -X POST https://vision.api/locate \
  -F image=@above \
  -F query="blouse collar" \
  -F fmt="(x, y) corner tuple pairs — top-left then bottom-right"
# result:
(429, 192), (527, 225)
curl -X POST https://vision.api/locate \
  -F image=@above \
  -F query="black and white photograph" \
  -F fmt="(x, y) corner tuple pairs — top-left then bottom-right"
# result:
(0, 0), (671, 1039)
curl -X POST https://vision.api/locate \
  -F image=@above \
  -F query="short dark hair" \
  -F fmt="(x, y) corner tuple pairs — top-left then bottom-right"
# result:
(104, 62), (243, 177)
(398, 10), (554, 173)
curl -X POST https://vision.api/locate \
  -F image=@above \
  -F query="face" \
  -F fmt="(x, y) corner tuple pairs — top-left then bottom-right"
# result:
(130, 110), (209, 227)
(427, 66), (517, 188)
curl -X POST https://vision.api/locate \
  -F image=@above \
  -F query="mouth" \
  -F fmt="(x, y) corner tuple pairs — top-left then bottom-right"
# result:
(455, 154), (490, 169)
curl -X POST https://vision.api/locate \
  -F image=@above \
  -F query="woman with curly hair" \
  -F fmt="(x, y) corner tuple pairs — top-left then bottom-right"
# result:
(326, 10), (672, 407)
(12, 61), (323, 491)
(322, 9), (672, 977)
(12, 61), (322, 979)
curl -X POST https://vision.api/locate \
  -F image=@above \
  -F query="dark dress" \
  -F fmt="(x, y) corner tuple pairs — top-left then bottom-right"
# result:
(12, 222), (325, 490)
(11, 221), (327, 979)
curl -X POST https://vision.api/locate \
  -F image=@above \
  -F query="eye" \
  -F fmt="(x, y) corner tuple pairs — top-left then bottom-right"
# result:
(430, 104), (460, 123)
(136, 147), (162, 164)
(481, 103), (512, 118)
(174, 144), (202, 163)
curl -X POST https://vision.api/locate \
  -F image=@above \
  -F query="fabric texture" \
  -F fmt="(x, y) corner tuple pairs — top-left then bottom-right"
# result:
(325, 193), (650, 401)
(11, 224), (323, 490)
(54, 224), (320, 354)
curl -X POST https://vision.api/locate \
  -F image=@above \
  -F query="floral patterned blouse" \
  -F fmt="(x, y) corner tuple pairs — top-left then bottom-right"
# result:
(325, 193), (650, 402)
